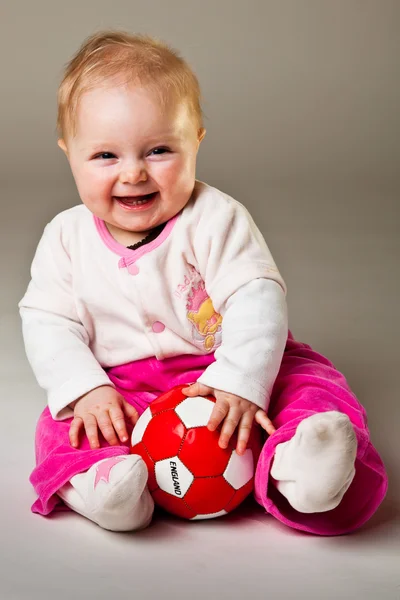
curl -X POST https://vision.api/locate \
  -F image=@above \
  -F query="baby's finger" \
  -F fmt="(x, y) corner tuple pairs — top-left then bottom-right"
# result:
(109, 406), (130, 443)
(218, 408), (241, 449)
(96, 412), (120, 446)
(236, 413), (254, 455)
(182, 382), (213, 397)
(83, 413), (101, 449)
(122, 401), (140, 428)
(254, 409), (276, 435)
(69, 416), (83, 448)
(207, 400), (229, 432)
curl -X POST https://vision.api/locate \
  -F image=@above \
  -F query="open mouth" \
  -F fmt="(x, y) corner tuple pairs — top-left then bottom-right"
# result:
(114, 192), (157, 209)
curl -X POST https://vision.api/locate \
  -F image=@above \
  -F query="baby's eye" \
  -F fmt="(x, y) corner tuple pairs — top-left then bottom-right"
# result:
(149, 147), (170, 156)
(93, 152), (116, 160)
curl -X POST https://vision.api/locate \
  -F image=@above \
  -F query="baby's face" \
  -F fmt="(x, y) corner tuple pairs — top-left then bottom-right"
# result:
(61, 83), (205, 236)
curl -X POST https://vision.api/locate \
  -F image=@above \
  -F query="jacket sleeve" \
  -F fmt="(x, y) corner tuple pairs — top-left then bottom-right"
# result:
(191, 195), (288, 410)
(197, 278), (288, 411)
(18, 221), (114, 420)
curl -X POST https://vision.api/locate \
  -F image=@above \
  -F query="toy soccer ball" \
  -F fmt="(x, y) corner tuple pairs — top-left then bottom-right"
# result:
(130, 384), (263, 520)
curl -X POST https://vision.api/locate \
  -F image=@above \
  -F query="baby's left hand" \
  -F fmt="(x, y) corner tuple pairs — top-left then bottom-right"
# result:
(182, 383), (276, 455)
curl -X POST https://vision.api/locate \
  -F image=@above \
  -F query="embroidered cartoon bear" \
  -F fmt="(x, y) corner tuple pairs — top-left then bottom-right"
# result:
(186, 280), (222, 351)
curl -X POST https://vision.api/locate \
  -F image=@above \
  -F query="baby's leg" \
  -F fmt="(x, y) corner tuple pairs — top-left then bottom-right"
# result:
(30, 407), (153, 531)
(254, 333), (388, 535)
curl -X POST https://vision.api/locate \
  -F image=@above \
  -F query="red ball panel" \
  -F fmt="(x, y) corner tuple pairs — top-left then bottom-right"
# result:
(152, 488), (197, 519)
(130, 441), (158, 493)
(179, 426), (232, 477)
(225, 479), (254, 513)
(149, 385), (187, 416)
(184, 476), (235, 515)
(142, 410), (186, 462)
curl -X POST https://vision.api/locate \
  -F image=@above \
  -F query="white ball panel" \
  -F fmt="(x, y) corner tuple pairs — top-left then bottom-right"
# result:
(223, 449), (254, 489)
(130, 407), (152, 446)
(175, 396), (214, 428)
(155, 457), (193, 497)
(190, 510), (228, 520)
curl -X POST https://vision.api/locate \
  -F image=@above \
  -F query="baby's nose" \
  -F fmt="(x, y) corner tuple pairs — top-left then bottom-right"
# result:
(119, 164), (148, 184)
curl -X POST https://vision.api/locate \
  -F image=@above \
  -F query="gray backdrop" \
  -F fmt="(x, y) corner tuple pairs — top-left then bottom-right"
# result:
(1, 1), (399, 599)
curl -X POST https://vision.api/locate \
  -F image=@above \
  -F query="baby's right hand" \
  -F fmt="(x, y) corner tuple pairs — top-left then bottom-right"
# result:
(69, 385), (139, 449)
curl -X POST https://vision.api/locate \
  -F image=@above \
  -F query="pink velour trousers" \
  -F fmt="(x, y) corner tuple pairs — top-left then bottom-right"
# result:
(29, 332), (388, 535)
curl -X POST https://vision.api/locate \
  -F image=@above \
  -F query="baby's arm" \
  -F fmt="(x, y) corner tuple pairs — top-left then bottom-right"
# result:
(18, 219), (116, 421)
(186, 192), (288, 448)
(198, 277), (287, 412)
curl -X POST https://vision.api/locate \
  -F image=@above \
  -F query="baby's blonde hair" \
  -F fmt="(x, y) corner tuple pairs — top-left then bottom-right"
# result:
(57, 30), (205, 140)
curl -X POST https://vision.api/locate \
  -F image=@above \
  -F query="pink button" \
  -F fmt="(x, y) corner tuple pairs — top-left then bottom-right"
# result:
(127, 263), (139, 275)
(152, 321), (165, 333)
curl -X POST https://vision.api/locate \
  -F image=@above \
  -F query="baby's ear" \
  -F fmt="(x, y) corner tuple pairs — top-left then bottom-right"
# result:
(198, 128), (206, 144)
(57, 139), (68, 155)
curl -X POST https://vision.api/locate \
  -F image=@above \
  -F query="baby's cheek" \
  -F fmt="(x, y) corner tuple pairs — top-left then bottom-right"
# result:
(77, 178), (110, 207)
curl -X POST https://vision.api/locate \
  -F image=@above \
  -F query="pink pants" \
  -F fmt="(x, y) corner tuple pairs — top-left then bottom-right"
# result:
(30, 332), (388, 535)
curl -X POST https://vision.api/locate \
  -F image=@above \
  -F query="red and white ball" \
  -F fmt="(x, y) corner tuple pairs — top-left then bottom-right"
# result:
(130, 384), (263, 520)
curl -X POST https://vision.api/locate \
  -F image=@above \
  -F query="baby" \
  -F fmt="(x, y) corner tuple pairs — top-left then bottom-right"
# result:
(19, 30), (387, 534)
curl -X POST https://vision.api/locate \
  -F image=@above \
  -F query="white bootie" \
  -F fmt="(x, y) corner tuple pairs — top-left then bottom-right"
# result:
(270, 411), (357, 513)
(58, 454), (154, 531)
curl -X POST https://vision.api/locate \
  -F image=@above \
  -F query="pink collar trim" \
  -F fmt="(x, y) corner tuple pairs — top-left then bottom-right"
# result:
(93, 214), (178, 269)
